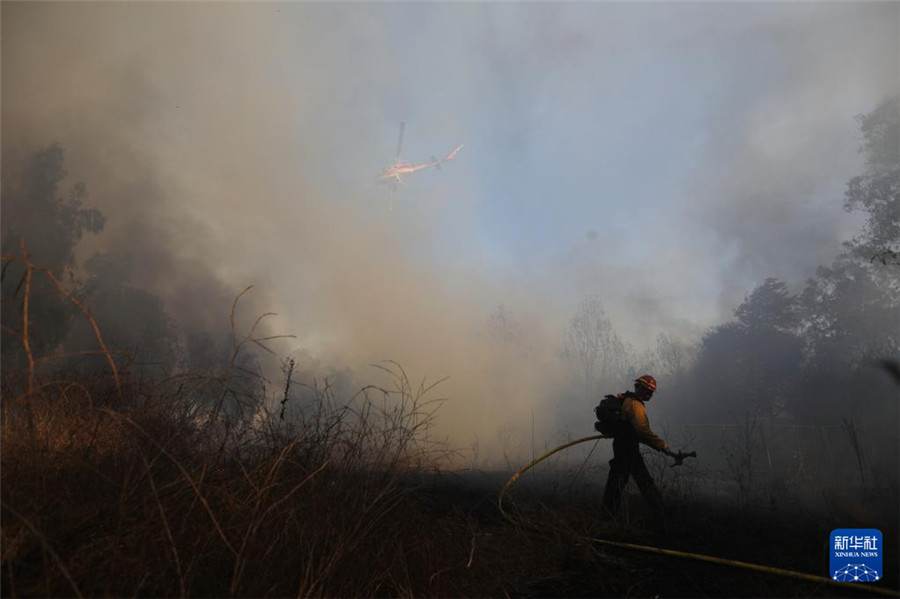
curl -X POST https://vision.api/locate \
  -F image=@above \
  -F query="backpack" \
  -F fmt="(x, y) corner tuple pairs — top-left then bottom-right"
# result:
(594, 393), (629, 436)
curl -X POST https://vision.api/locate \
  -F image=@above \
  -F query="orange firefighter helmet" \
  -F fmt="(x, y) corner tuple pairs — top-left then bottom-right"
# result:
(634, 374), (658, 393)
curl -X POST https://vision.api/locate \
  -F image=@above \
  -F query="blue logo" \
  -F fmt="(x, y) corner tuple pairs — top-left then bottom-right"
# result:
(830, 529), (882, 582)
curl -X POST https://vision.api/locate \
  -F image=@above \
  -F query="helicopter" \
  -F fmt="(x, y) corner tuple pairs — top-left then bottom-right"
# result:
(376, 122), (463, 208)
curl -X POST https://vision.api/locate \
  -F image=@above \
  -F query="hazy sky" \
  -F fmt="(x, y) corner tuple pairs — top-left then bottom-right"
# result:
(3, 2), (897, 458)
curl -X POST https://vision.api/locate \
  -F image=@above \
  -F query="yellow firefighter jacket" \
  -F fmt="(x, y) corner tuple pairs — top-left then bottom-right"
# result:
(621, 396), (667, 451)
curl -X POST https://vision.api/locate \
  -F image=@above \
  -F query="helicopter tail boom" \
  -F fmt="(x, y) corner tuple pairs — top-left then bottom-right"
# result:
(444, 144), (464, 162)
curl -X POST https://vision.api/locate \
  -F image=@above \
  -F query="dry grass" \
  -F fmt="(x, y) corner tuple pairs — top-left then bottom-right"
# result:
(1, 244), (466, 597)
(2, 244), (897, 598)
(1, 353), (471, 597)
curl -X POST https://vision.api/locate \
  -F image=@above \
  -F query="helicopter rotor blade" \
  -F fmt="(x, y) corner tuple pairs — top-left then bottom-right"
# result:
(396, 122), (406, 161)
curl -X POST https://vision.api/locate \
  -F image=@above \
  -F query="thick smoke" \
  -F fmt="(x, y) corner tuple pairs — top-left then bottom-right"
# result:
(680, 3), (898, 312)
(1, 3), (566, 460)
(2, 2), (896, 466)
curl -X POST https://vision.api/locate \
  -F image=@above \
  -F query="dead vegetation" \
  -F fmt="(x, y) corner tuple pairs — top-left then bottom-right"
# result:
(2, 245), (897, 598)
(1, 244), (464, 597)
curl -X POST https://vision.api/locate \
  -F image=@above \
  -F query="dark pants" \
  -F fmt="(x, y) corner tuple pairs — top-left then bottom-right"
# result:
(602, 436), (664, 526)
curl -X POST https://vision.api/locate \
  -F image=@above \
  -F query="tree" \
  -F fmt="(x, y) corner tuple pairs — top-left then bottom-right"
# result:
(562, 294), (631, 397)
(789, 97), (900, 421)
(843, 95), (899, 267)
(734, 278), (800, 332)
(1, 144), (178, 379)
(673, 98), (899, 428)
(64, 252), (178, 377)
(1, 143), (105, 271)
(486, 303), (522, 347)
(1, 144), (106, 359)
(654, 331), (697, 379)
(689, 279), (804, 421)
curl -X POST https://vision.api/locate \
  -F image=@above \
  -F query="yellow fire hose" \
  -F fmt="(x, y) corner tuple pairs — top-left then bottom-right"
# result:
(498, 434), (900, 598)
(498, 434), (609, 517)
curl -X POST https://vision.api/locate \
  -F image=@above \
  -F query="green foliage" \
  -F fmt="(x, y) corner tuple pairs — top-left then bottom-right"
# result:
(1, 144), (178, 378)
(1, 143), (105, 271)
(795, 97), (900, 417)
(675, 97), (899, 425)
(734, 278), (800, 332)
(691, 321), (804, 421)
(844, 95), (900, 264)
(1, 144), (107, 358)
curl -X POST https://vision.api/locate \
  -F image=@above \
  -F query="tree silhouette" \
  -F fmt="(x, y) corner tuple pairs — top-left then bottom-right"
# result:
(562, 294), (630, 398)
(690, 279), (804, 421)
(486, 303), (522, 346)
(1, 144), (179, 378)
(1, 143), (105, 271)
(844, 95), (899, 267)
(681, 98), (900, 425)
(1, 144), (106, 358)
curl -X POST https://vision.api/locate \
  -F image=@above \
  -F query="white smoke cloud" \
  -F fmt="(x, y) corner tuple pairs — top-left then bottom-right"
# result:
(2, 2), (895, 462)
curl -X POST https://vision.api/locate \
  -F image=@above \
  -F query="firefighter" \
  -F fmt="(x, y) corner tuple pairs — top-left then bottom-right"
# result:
(601, 374), (677, 530)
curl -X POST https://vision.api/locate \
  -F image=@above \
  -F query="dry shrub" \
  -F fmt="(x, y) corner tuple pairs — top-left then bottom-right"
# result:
(2, 352), (466, 597)
(1, 246), (467, 597)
